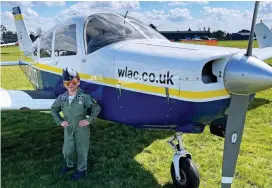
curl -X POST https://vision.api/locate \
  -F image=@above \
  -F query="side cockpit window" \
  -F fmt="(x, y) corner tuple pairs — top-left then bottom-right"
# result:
(54, 24), (77, 57)
(40, 32), (53, 58)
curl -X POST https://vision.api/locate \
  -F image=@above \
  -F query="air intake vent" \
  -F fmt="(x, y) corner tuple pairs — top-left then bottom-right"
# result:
(202, 60), (217, 84)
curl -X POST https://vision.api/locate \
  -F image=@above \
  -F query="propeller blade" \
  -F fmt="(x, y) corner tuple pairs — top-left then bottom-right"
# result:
(221, 94), (250, 188)
(246, 1), (260, 56)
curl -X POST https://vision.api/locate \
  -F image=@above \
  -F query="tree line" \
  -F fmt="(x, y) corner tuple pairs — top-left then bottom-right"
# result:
(0, 24), (43, 43)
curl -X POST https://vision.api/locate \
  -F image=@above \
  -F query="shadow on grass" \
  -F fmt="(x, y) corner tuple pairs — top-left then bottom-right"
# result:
(1, 111), (174, 188)
(248, 98), (271, 111)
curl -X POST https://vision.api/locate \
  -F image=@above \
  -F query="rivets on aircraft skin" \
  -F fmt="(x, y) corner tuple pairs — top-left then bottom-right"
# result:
(219, 71), (222, 77)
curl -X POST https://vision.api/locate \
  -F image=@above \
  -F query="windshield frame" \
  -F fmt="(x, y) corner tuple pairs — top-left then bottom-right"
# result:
(125, 15), (168, 40)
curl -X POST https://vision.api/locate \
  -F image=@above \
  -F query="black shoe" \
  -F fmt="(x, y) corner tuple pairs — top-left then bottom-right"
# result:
(70, 170), (87, 181)
(60, 166), (74, 174)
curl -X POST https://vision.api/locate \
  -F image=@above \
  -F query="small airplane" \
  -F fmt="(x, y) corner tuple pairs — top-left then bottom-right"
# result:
(1, 3), (272, 188)
(207, 37), (217, 40)
(191, 37), (203, 41)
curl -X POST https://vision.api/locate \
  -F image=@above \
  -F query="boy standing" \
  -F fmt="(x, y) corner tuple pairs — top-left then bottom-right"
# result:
(51, 67), (101, 181)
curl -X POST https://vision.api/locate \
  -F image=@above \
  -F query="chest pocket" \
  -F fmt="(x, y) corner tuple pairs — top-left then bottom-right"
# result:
(73, 95), (86, 116)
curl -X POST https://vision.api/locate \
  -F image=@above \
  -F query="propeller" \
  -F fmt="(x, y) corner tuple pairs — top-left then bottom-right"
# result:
(220, 2), (269, 188)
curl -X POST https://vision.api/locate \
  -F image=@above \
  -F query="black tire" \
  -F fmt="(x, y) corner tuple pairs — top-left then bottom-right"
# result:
(170, 158), (200, 188)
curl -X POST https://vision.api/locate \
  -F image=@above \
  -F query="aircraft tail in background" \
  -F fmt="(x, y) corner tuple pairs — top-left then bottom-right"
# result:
(255, 22), (272, 48)
(12, 6), (33, 52)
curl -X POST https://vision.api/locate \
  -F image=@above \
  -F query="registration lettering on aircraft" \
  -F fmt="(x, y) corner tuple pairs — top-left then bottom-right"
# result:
(117, 67), (174, 85)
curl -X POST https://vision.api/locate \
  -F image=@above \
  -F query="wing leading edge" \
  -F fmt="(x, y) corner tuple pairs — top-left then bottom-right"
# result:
(0, 88), (57, 110)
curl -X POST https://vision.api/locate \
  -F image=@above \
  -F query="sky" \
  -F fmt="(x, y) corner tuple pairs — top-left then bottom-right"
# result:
(1, 1), (272, 34)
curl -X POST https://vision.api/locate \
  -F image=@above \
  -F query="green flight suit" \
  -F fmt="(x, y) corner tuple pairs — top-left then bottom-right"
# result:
(51, 88), (101, 172)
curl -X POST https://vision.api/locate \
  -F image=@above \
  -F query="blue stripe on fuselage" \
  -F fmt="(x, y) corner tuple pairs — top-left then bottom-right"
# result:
(19, 63), (231, 133)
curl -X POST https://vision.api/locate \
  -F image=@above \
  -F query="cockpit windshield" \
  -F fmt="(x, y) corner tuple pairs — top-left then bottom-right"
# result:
(85, 13), (168, 54)
(85, 13), (145, 54)
(125, 16), (167, 40)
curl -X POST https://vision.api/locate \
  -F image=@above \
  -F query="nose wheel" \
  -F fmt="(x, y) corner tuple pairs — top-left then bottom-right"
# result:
(170, 157), (200, 188)
(168, 133), (200, 188)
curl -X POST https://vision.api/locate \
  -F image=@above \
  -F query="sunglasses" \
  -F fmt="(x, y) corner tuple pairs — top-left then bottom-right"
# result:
(63, 78), (78, 87)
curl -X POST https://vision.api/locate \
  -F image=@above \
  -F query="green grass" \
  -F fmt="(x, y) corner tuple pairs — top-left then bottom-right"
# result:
(217, 40), (259, 48)
(1, 41), (272, 188)
(0, 46), (21, 62)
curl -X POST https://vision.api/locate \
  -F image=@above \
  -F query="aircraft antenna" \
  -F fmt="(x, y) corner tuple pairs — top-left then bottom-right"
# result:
(124, 11), (128, 19)
(124, 11), (128, 24)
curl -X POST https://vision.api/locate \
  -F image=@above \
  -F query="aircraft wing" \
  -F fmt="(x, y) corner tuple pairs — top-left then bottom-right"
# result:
(252, 47), (272, 61)
(0, 42), (19, 48)
(0, 88), (56, 110)
(0, 61), (20, 66)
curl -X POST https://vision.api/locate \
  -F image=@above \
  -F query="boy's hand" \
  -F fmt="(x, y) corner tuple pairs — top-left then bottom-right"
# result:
(78, 120), (89, 127)
(61, 121), (69, 128)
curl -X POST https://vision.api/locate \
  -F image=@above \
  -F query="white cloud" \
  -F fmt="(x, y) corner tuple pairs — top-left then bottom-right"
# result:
(109, 1), (140, 10)
(57, 1), (140, 20)
(1, 7), (56, 34)
(199, 6), (254, 32)
(203, 6), (240, 17)
(145, 10), (169, 20)
(1, 1), (66, 7)
(1, 12), (13, 19)
(0, 12), (15, 32)
(1, 1), (140, 33)
(32, 1), (66, 7)
(168, 2), (186, 6)
(259, 2), (272, 25)
(168, 1), (209, 7)
(24, 7), (39, 17)
(1, 1), (33, 7)
(169, 8), (192, 20)
(144, 8), (192, 22)
(192, 1), (209, 5)
(260, 1), (272, 14)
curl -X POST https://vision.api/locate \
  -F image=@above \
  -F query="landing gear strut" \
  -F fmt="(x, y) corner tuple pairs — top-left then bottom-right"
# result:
(168, 133), (200, 188)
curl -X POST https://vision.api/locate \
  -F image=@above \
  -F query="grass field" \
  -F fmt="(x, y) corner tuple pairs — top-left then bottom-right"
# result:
(1, 41), (272, 188)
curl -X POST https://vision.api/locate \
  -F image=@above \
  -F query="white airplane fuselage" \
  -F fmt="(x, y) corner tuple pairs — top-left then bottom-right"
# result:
(17, 15), (255, 133)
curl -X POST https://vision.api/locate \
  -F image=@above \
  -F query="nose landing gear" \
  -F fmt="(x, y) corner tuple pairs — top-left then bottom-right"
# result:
(168, 133), (200, 188)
